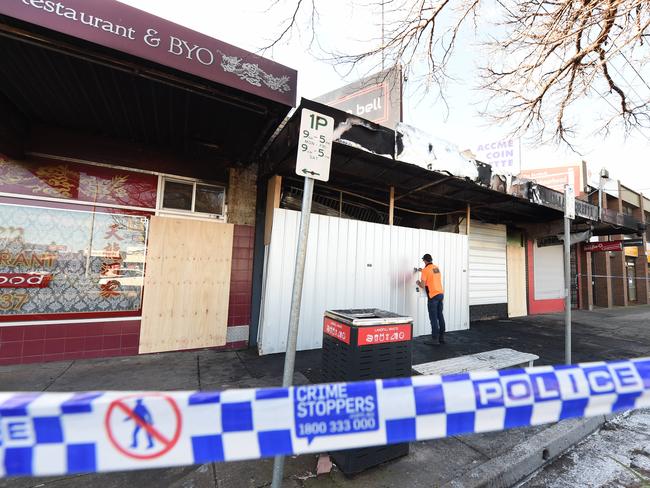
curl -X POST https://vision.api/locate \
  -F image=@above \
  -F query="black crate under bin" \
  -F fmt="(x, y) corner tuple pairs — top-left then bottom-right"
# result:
(321, 308), (413, 475)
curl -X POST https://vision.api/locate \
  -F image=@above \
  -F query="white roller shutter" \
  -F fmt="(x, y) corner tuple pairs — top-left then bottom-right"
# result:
(462, 221), (508, 306)
(533, 242), (564, 300)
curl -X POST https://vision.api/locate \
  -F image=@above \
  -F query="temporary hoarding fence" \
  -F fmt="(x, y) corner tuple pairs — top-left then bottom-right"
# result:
(258, 209), (469, 355)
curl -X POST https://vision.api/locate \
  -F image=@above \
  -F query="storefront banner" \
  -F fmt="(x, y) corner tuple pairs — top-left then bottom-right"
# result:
(0, 203), (148, 320)
(1, 357), (649, 477)
(0, 0), (296, 106)
(0, 156), (158, 208)
(584, 241), (624, 252)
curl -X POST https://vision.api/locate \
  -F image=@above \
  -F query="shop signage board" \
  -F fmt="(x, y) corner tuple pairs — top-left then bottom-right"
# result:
(314, 66), (402, 129)
(472, 137), (521, 174)
(520, 164), (583, 193)
(533, 185), (600, 222)
(584, 241), (624, 252)
(296, 109), (334, 182)
(0, 0), (296, 106)
(625, 247), (639, 257)
(584, 239), (644, 253)
(624, 238), (644, 247)
(575, 199), (599, 221)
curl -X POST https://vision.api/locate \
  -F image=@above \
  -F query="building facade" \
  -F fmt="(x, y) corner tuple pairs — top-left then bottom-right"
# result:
(0, 1), (296, 364)
(579, 183), (649, 310)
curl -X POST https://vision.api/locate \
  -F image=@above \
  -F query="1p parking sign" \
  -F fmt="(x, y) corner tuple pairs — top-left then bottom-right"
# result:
(296, 109), (334, 182)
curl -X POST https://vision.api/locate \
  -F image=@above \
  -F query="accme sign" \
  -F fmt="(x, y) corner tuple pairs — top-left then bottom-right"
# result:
(473, 138), (521, 174)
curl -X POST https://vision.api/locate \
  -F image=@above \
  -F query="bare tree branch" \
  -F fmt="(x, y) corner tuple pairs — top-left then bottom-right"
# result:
(266, 0), (650, 144)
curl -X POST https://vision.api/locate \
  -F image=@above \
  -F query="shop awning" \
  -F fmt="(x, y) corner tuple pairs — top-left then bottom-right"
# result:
(0, 1), (297, 166)
(263, 99), (644, 234)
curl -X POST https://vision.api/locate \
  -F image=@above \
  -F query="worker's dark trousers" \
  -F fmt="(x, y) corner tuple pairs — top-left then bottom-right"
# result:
(427, 293), (446, 339)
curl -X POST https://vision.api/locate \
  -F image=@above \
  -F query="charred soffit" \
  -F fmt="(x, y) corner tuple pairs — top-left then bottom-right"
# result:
(0, 21), (290, 164)
(264, 101), (563, 225)
(327, 144), (562, 224)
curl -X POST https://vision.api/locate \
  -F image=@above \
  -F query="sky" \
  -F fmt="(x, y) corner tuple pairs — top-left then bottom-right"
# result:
(117, 0), (650, 195)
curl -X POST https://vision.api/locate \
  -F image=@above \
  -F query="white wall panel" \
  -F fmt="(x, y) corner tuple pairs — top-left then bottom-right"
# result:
(258, 209), (469, 354)
(462, 222), (507, 306)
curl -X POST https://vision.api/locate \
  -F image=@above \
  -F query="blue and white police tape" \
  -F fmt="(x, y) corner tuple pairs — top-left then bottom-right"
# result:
(1, 357), (650, 478)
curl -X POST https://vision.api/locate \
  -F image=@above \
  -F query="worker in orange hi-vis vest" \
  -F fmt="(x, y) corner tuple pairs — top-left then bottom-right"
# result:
(416, 253), (446, 345)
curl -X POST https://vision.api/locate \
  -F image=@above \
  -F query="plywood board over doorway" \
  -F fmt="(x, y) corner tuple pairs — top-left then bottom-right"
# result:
(506, 230), (527, 317)
(139, 216), (234, 353)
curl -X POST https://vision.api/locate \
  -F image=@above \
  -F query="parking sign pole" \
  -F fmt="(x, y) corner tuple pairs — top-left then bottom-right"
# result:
(564, 185), (575, 365)
(271, 176), (314, 488)
(564, 212), (571, 365)
(271, 108), (333, 488)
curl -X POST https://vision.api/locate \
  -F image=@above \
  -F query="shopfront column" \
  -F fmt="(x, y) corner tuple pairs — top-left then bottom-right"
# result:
(610, 183), (628, 306)
(579, 244), (594, 310)
(633, 195), (648, 304)
(594, 192), (613, 308)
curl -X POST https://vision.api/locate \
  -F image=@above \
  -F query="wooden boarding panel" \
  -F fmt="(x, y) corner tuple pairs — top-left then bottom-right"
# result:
(413, 348), (539, 376)
(507, 233), (527, 317)
(139, 216), (234, 353)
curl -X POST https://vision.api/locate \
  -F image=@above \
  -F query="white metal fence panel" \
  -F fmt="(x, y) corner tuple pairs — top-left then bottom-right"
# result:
(258, 209), (469, 354)
(462, 222), (507, 306)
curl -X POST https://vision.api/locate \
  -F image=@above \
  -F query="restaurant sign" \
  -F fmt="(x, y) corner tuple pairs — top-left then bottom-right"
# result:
(583, 241), (623, 252)
(1, 0), (296, 106)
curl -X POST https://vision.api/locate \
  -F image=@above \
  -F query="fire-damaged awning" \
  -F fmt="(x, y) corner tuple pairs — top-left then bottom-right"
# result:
(263, 99), (644, 235)
(0, 0), (297, 165)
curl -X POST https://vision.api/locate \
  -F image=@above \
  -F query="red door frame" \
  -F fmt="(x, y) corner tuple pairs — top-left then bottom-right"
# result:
(527, 240), (565, 314)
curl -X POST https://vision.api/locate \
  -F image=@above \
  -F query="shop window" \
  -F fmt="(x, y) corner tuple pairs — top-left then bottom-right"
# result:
(161, 179), (225, 216)
(162, 180), (193, 211)
(0, 203), (148, 319)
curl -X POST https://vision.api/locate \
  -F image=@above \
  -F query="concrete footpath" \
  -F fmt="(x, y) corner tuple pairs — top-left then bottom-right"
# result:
(520, 408), (650, 487)
(1, 306), (650, 487)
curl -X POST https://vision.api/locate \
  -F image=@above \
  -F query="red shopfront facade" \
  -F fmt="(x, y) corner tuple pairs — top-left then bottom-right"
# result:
(0, 0), (296, 364)
(0, 153), (254, 365)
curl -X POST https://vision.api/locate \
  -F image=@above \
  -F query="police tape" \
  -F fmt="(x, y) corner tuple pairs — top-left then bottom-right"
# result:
(1, 357), (649, 478)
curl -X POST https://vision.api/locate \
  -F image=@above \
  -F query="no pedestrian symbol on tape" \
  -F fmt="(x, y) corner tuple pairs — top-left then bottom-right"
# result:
(105, 394), (182, 460)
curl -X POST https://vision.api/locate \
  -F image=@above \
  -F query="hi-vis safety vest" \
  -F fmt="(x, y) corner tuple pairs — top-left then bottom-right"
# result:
(421, 263), (444, 298)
